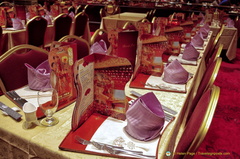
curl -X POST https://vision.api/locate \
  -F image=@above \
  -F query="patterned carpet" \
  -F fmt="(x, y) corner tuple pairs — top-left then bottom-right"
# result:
(193, 49), (240, 159)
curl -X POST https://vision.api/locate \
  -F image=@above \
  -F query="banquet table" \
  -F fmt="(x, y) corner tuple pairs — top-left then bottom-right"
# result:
(100, 12), (147, 32)
(0, 31), (213, 159)
(1, 21), (91, 55)
(210, 25), (238, 61)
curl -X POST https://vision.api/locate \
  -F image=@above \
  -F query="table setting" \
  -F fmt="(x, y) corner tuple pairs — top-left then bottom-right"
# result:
(0, 10), (226, 159)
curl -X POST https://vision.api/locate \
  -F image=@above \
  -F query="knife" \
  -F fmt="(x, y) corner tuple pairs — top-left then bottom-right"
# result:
(0, 102), (22, 121)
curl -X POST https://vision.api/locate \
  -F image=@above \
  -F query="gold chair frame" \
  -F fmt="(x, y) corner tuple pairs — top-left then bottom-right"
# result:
(181, 57), (222, 130)
(184, 85), (220, 159)
(58, 34), (90, 60)
(207, 43), (223, 67)
(58, 34), (90, 50)
(90, 28), (108, 46)
(122, 21), (135, 29)
(204, 24), (225, 64)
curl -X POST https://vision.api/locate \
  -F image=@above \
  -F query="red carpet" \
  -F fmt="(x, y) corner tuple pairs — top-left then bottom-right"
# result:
(193, 49), (240, 159)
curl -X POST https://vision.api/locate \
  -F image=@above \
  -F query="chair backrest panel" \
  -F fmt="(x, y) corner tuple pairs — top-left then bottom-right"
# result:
(173, 85), (220, 159)
(185, 57), (222, 124)
(59, 35), (90, 60)
(26, 16), (48, 47)
(73, 12), (88, 37)
(54, 13), (72, 41)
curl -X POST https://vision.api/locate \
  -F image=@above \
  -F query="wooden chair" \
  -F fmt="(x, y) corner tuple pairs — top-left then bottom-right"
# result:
(59, 35), (90, 60)
(53, 13), (72, 41)
(0, 44), (48, 93)
(25, 16), (48, 47)
(72, 11), (89, 37)
(183, 57), (222, 127)
(173, 85), (220, 159)
(90, 28), (110, 49)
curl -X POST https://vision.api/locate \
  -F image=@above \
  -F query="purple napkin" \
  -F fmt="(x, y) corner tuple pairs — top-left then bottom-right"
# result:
(125, 92), (165, 141)
(182, 42), (200, 61)
(191, 32), (204, 48)
(202, 23), (210, 32)
(25, 60), (51, 90)
(12, 18), (24, 30)
(198, 23), (210, 39)
(226, 18), (235, 28)
(90, 39), (108, 54)
(163, 59), (189, 84)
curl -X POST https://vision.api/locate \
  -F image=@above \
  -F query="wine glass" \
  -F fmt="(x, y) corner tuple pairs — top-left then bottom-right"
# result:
(38, 88), (59, 126)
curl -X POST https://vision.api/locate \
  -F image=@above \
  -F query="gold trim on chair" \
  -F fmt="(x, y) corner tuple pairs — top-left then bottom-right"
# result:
(122, 21), (134, 29)
(58, 34), (90, 51)
(180, 57), (222, 131)
(185, 85), (220, 158)
(205, 57), (222, 92)
(0, 44), (48, 63)
(141, 18), (150, 23)
(205, 24), (225, 63)
(90, 28), (108, 46)
(207, 43), (223, 67)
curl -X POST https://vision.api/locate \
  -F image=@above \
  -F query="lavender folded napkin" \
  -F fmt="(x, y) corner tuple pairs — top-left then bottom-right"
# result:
(182, 42), (200, 61)
(25, 60), (51, 90)
(125, 92), (165, 141)
(226, 18), (235, 28)
(191, 32), (204, 48)
(163, 59), (189, 84)
(12, 18), (24, 30)
(198, 24), (210, 39)
(90, 39), (108, 54)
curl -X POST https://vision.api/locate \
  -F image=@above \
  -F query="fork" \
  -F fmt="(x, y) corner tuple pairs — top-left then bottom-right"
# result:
(6, 91), (27, 107)
(103, 145), (156, 159)
(75, 136), (143, 154)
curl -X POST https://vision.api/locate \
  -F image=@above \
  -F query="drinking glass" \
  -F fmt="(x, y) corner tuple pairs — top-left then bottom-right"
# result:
(38, 88), (59, 126)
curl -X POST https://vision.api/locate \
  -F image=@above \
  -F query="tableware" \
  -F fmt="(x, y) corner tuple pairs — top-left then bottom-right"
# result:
(37, 88), (59, 126)
(22, 102), (40, 129)
(75, 136), (123, 149)
(6, 90), (27, 106)
(104, 145), (155, 159)
(75, 136), (155, 158)
(75, 136), (143, 154)
(0, 102), (22, 121)
(130, 90), (178, 115)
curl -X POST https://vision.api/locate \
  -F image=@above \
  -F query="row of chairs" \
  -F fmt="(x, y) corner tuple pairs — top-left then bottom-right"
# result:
(26, 11), (89, 48)
(165, 24), (225, 159)
(0, 25), (112, 94)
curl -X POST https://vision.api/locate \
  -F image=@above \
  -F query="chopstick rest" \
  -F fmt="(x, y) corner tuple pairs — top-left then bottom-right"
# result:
(0, 102), (22, 121)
